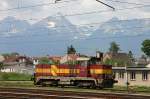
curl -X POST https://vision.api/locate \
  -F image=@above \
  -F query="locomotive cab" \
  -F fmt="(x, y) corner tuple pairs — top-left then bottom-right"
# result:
(88, 57), (117, 88)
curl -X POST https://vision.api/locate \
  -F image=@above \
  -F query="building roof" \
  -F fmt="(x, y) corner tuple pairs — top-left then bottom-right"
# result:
(3, 56), (18, 63)
(49, 56), (61, 62)
(104, 52), (130, 60)
(112, 66), (150, 71)
(146, 64), (150, 68)
(77, 57), (90, 61)
(135, 58), (148, 65)
(3, 55), (32, 64)
(60, 54), (80, 64)
(66, 54), (79, 60)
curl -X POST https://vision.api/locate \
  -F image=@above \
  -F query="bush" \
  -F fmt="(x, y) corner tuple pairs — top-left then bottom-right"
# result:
(0, 72), (32, 81)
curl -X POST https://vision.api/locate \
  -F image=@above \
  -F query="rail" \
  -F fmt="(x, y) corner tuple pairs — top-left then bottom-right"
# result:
(0, 87), (150, 99)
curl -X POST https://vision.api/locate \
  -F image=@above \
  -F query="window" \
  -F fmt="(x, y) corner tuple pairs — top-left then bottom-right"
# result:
(130, 72), (136, 80)
(142, 71), (148, 81)
(119, 72), (124, 79)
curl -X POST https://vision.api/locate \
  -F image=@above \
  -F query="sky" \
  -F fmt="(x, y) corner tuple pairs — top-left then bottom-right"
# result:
(0, 0), (150, 24)
(0, 0), (149, 56)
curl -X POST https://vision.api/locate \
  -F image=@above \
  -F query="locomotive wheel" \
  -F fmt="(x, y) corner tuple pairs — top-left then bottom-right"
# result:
(41, 83), (46, 87)
(91, 85), (96, 89)
(76, 82), (82, 88)
(60, 85), (65, 88)
(99, 86), (103, 89)
(90, 82), (96, 89)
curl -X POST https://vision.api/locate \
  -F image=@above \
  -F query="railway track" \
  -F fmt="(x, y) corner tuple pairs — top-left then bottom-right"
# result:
(0, 87), (150, 99)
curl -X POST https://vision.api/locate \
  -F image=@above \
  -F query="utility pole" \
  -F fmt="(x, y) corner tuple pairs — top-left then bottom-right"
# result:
(125, 65), (129, 93)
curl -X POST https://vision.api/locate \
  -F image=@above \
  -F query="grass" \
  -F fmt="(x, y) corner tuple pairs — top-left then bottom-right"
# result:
(0, 81), (150, 94)
(0, 81), (34, 87)
(107, 86), (150, 93)
(0, 72), (32, 81)
(0, 74), (150, 94)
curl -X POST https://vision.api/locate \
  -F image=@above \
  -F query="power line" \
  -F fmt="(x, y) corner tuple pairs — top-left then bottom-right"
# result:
(0, 0), (79, 12)
(0, 1), (149, 39)
(0, 3), (149, 27)
(96, 0), (115, 10)
(106, 0), (150, 6)
(0, 1), (149, 13)
(1, 13), (150, 28)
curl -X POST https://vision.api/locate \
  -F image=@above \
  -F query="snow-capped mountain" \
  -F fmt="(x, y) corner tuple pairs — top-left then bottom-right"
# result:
(78, 17), (150, 56)
(0, 16), (149, 56)
(92, 17), (150, 37)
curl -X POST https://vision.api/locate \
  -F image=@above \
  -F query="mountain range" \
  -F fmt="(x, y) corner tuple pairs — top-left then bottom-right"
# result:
(0, 15), (150, 56)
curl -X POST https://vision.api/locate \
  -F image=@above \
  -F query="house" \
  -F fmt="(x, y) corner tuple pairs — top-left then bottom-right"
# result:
(1, 55), (34, 74)
(103, 52), (133, 66)
(113, 65), (150, 87)
(49, 56), (61, 64)
(135, 56), (149, 66)
(0, 55), (4, 62)
(32, 57), (40, 66)
(60, 54), (80, 64)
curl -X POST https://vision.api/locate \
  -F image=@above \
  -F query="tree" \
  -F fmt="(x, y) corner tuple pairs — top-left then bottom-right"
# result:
(109, 41), (120, 53)
(67, 45), (76, 54)
(141, 39), (150, 57)
(2, 52), (19, 57)
(104, 58), (126, 67)
(0, 62), (4, 71)
(128, 51), (134, 60)
(11, 52), (19, 56)
(39, 57), (52, 64)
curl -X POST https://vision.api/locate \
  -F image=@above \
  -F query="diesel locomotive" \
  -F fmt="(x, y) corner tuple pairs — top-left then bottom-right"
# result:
(33, 57), (117, 88)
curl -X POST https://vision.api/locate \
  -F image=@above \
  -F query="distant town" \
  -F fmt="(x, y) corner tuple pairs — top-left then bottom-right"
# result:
(0, 40), (150, 87)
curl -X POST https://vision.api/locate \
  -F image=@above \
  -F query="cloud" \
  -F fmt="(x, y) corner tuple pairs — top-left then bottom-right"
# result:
(0, 0), (149, 24)
(1, 1), (8, 9)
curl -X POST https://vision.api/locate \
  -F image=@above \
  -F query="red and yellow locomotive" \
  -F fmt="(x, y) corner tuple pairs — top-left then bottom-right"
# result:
(33, 57), (117, 88)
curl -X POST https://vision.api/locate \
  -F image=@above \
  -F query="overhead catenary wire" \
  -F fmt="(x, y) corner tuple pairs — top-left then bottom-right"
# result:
(0, 0), (149, 13)
(105, 0), (150, 6)
(0, 0), (149, 26)
(32, 5), (150, 19)
(0, 1), (149, 39)
(96, 0), (115, 10)
(0, 0), (79, 12)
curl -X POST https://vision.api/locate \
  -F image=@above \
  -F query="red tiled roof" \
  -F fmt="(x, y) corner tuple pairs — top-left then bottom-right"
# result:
(66, 54), (79, 61)
(49, 56), (61, 62)
(3, 56), (18, 63)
